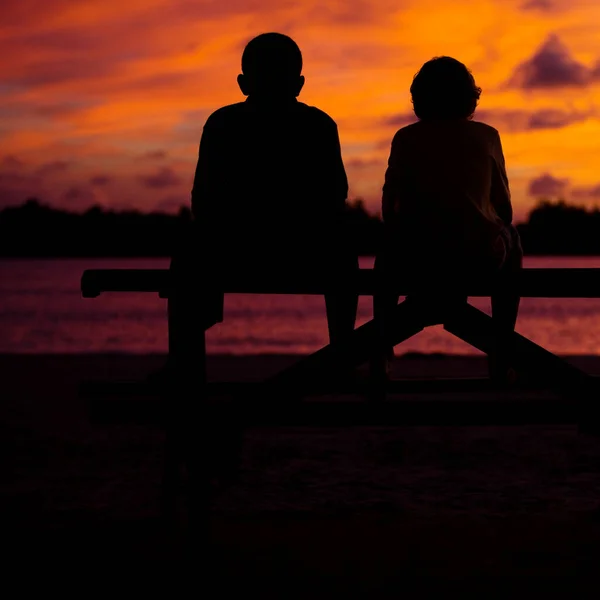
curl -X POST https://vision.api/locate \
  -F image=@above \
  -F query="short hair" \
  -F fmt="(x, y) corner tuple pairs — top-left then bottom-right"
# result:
(241, 33), (303, 79)
(410, 56), (482, 120)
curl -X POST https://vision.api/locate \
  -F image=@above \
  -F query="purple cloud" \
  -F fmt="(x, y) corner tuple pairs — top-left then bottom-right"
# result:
(345, 157), (383, 170)
(383, 113), (418, 128)
(154, 195), (188, 213)
(528, 173), (569, 197)
(1, 155), (26, 170)
(572, 184), (600, 199)
(521, 0), (555, 10)
(0, 155), (39, 207)
(62, 186), (98, 208)
(33, 101), (97, 118)
(0, 186), (29, 208)
(0, 156), (38, 187)
(35, 160), (70, 178)
(89, 175), (112, 187)
(0, 1), (62, 26)
(385, 107), (590, 134)
(137, 150), (168, 161)
(138, 167), (182, 189)
(474, 109), (530, 132)
(0, 170), (33, 187)
(527, 108), (589, 129)
(508, 35), (590, 89)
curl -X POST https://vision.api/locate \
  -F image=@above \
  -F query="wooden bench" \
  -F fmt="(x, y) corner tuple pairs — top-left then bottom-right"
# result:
(79, 267), (600, 523)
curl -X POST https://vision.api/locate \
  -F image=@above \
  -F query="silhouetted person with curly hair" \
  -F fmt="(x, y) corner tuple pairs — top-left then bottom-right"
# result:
(169, 33), (358, 375)
(373, 56), (522, 382)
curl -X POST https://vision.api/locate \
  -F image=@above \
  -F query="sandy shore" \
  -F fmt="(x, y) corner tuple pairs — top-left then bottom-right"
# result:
(1, 353), (600, 595)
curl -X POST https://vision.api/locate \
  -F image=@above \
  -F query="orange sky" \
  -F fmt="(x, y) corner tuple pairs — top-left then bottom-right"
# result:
(1, 0), (600, 221)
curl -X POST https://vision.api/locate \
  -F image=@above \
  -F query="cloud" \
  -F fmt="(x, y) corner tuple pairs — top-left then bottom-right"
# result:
(154, 195), (188, 213)
(1, 155), (26, 170)
(0, 187), (28, 207)
(0, 155), (38, 188)
(475, 107), (591, 132)
(35, 160), (71, 178)
(345, 157), (384, 170)
(571, 184), (600, 199)
(62, 186), (98, 208)
(305, 0), (402, 26)
(89, 175), (112, 187)
(382, 113), (418, 128)
(0, 169), (32, 187)
(0, 0), (63, 27)
(507, 35), (591, 89)
(1, 0), (600, 217)
(0, 155), (39, 207)
(528, 173), (569, 197)
(138, 167), (182, 189)
(137, 150), (168, 161)
(527, 108), (590, 129)
(0, 0), (402, 93)
(383, 106), (592, 135)
(521, 0), (555, 10)
(474, 109), (533, 132)
(33, 101), (98, 119)
(134, 149), (168, 162)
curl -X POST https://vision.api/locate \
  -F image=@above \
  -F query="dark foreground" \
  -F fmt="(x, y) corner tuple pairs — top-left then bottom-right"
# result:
(1, 353), (600, 596)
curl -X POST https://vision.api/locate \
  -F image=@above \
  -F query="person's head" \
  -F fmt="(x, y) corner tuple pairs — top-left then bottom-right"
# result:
(410, 56), (481, 120)
(237, 33), (304, 99)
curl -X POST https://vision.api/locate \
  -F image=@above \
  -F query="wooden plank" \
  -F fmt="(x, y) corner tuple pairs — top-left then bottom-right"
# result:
(82, 267), (600, 298)
(265, 299), (424, 392)
(443, 303), (594, 393)
(86, 396), (576, 427)
(443, 302), (600, 434)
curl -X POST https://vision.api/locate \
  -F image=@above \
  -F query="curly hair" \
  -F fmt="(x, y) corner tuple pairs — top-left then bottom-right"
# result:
(410, 56), (482, 120)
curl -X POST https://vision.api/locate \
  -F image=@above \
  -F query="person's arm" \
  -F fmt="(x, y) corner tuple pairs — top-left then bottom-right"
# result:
(191, 115), (221, 227)
(318, 118), (349, 217)
(381, 131), (403, 224)
(490, 130), (513, 225)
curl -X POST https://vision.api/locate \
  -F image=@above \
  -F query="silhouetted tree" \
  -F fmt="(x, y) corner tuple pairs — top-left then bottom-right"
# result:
(516, 198), (600, 255)
(0, 198), (382, 257)
(3, 197), (598, 257)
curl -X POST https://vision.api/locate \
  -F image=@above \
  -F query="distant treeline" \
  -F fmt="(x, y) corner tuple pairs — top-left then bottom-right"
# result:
(0, 197), (599, 257)
(516, 200), (600, 255)
(0, 198), (382, 257)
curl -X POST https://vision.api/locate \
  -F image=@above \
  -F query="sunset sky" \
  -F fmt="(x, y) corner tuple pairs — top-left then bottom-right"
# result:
(2, 0), (600, 221)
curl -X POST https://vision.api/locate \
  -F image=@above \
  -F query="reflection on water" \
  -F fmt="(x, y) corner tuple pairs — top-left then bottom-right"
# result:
(2, 256), (600, 354)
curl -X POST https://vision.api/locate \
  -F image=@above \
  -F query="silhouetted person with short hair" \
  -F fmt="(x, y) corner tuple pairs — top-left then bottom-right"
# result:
(373, 56), (522, 382)
(169, 32), (358, 373)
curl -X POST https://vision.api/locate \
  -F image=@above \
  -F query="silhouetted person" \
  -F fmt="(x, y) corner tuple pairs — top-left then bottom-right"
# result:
(373, 56), (522, 382)
(169, 32), (358, 374)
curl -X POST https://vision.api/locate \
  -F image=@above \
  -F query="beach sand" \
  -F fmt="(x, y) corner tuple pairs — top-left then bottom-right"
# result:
(1, 353), (600, 595)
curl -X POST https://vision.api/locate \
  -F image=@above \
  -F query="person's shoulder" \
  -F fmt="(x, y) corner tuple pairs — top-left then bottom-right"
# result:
(296, 102), (339, 128)
(397, 120), (421, 134)
(466, 119), (500, 138)
(390, 119), (422, 143)
(204, 102), (247, 128)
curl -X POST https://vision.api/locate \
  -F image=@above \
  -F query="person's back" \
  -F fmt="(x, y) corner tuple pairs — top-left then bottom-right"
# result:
(194, 100), (347, 260)
(169, 32), (357, 355)
(381, 57), (514, 275)
(192, 33), (348, 266)
(373, 56), (523, 383)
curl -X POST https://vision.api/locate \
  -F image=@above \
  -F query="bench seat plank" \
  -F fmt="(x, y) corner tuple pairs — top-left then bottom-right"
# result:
(81, 268), (600, 298)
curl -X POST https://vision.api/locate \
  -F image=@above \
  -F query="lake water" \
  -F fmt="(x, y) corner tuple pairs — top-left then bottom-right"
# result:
(2, 257), (600, 355)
